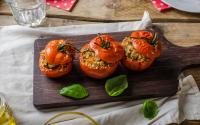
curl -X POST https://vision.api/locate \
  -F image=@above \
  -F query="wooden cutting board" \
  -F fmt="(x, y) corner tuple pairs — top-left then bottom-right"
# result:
(33, 30), (200, 109)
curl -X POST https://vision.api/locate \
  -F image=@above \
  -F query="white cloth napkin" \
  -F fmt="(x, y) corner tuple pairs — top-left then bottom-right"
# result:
(0, 11), (200, 125)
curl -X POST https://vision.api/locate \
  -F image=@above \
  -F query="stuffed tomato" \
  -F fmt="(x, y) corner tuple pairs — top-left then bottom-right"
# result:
(39, 40), (76, 78)
(79, 34), (124, 79)
(121, 30), (162, 71)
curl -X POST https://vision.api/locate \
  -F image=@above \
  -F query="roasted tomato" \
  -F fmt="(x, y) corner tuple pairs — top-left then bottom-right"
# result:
(79, 34), (124, 79)
(131, 30), (162, 58)
(89, 35), (124, 63)
(122, 30), (162, 71)
(39, 40), (76, 78)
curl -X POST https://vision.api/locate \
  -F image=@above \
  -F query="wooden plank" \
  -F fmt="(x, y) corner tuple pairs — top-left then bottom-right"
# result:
(0, 15), (200, 124)
(1, 15), (200, 85)
(156, 23), (200, 47)
(1, 15), (199, 48)
(33, 30), (200, 109)
(0, 15), (94, 26)
(1, 0), (200, 22)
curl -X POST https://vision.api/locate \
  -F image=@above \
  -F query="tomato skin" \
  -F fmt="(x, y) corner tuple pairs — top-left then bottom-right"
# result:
(122, 57), (154, 71)
(121, 30), (162, 71)
(131, 30), (162, 58)
(39, 52), (72, 78)
(89, 35), (124, 63)
(39, 39), (75, 78)
(131, 30), (154, 40)
(79, 57), (118, 79)
(45, 40), (73, 65)
(79, 44), (118, 79)
(131, 39), (155, 60)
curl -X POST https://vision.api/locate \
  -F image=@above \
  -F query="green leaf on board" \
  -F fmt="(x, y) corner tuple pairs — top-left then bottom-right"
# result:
(59, 84), (89, 99)
(105, 75), (128, 96)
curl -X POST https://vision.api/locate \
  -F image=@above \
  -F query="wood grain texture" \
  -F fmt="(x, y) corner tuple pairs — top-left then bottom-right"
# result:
(0, 15), (94, 26)
(156, 23), (200, 47)
(33, 30), (200, 109)
(1, 14), (200, 124)
(1, 0), (200, 22)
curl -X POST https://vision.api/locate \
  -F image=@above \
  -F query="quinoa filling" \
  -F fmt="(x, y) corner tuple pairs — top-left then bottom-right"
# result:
(122, 37), (149, 62)
(81, 49), (111, 68)
(40, 51), (68, 70)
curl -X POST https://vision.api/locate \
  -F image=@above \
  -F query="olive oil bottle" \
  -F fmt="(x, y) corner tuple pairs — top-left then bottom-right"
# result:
(0, 94), (17, 125)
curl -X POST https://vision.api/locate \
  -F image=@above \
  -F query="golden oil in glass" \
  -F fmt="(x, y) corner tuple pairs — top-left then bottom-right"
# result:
(0, 94), (17, 125)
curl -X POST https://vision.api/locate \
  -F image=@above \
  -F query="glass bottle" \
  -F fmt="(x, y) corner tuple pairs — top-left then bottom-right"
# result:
(0, 94), (17, 125)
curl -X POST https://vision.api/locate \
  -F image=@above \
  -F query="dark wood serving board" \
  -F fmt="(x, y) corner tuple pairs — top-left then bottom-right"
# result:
(33, 30), (200, 109)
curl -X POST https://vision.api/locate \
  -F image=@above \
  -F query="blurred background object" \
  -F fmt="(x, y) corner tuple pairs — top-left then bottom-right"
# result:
(0, 93), (17, 125)
(5, 0), (46, 26)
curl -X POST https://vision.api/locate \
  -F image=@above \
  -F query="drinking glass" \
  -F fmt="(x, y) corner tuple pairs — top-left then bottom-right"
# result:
(0, 94), (17, 125)
(6, 0), (46, 27)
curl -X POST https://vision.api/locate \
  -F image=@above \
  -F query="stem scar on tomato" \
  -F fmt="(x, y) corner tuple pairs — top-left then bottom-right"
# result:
(131, 32), (158, 46)
(57, 44), (66, 52)
(57, 42), (81, 54)
(97, 33), (110, 49)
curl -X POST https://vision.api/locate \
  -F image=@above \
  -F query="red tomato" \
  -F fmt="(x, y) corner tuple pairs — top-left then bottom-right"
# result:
(39, 53), (72, 78)
(122, 57), (154, 71)
(39, 40), (75, 78)
(89, 35), (124, 63)
(131, 39), (155, 60)
(131, 30), (162, 58)
(45, 40), (73, 65)
(79, 44), (118, 79)
(121, 30), (162, 71)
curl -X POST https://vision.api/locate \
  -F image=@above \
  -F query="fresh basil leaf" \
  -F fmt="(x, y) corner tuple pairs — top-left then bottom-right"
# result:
(105, 75), (128, 96)
(142, 100), (159, 119)
(59, 84), (89, 99)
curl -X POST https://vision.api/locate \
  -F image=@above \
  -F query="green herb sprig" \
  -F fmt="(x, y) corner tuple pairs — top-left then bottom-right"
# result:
(57, 44), (66, 52)
(130, 32), (158, 46)
(97, 33), (110, 49)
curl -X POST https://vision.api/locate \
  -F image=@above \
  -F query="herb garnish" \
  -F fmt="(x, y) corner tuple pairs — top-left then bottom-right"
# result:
(105, 75), (128, 96)
(149, 33), (158, 46)
(131, 32), (158, 46)
(57, 42), (80, 56)
(59, 84), (89, 99)
(142, 100), (159, 119)
(97, 33), (110, 49)
(57, 44), (66, 52)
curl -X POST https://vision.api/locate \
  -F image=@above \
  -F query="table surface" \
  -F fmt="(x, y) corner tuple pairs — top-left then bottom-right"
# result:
(1, 0), (200, 125)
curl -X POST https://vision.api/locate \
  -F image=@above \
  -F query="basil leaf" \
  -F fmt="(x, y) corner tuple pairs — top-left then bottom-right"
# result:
(59, 84), (89, 99)
(142, 100), (159, 119)
(105, 75), (128, 96)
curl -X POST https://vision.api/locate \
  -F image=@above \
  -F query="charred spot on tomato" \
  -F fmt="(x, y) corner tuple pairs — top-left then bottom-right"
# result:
(81, 48), (112, 68)
(122, 37), (150, 62)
